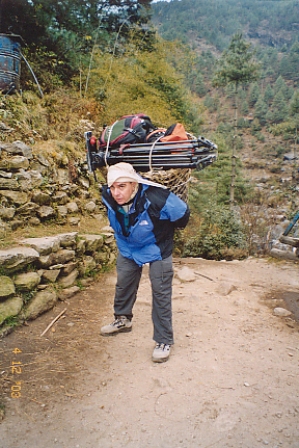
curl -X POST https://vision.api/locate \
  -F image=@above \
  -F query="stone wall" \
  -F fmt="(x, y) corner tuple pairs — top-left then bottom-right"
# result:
(0, 232), (116, 336)
(0, 139), (116, 336)
(0, 140), (105, 231)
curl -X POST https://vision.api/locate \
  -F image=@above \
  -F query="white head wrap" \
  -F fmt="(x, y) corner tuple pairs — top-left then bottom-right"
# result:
(107, 162), (166, 189)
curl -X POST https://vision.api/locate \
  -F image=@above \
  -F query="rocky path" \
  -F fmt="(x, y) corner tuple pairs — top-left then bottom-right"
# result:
(1, 257), (299, 448)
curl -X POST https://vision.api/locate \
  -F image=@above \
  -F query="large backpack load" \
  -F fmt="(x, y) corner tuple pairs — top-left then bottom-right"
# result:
(85, 113), (218, 174)
(98, 114), (155, 150)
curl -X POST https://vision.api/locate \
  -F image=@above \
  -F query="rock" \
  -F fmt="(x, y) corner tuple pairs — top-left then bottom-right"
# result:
(76, 239), (86, 256)
(0, 190), (28, 204)
(58, 286), (80, 301)
(273, 307), (292, 317)
(94, 251), (109, 264)
(93, 214), (105, 223)
(0, 178), (19, 190)
(0, 170), (12, 178)
(0, 155), (29, 171)
(0, 247), (39, 273)
(57, 233), (78, 248)
(101, 225), (114, 233)
(283, 152), (296, 161)
(68, 217), (80, 226)
(0, 207), (15, 220)
(79, 179), (90, 189)
(0, 121), (13, 131)
(85, 201), (97, 212)
(61, 262), (78, 275)
(22, 236), (61, 255)
(28, 170), (43, 189)
(57, 168), (69, 184)
(109, 252), (116, 264)
(66, 201), (79, 213)
(57, 205), (68, 217)
(0, 141), (32, 158)
(0, 296), (23, 325)
(0, 276), (15, 298)
(16, 202), (39, 216)
(79, 255), (97, 276)
(58, 269), (79, 288)
(38, 249), (76, 268)
(14, 272), (41, 291)
(53, 191), (68, 205)
(34, 154), (50, 167)
(32, 191), (51, 206)
(23, 289), (58, 320)
(217, 282), (238, 296)
(176, 266), (196, 282)
(80, 234), (104, 252)
(28, 217), (40, 226)
(37, 206), (55, 219)
(41, 269), (61, 283)
(270, 248), (298, 261)
(102, 232), (115, 244)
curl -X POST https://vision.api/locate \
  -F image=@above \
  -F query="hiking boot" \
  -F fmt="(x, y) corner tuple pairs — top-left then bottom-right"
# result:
(152, 343), (171, 363)
(100, 316), (132, 336)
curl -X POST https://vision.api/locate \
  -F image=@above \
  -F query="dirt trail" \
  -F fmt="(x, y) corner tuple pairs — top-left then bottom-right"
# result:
(1, 257), (299, 448)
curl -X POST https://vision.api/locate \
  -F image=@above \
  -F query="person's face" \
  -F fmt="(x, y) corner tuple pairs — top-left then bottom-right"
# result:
(110, 182), (137, 205)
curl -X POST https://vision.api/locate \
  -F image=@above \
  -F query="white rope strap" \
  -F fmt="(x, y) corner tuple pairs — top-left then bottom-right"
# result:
(104, 121), (117, 167)
(148, 135), (164, 173)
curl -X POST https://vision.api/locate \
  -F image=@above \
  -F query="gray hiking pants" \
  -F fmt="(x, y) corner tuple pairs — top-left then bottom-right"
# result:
(114, 252), (174, 345)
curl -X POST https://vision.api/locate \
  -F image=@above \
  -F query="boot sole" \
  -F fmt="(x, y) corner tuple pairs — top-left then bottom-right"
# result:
(152, 355), (170, 363)
(101, 326), (132, 336)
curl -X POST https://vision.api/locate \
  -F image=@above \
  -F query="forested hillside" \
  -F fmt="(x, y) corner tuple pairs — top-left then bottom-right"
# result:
(151, 0), (299, 260)
(0, 0), (299, 260)
(152, 0), (299, 50)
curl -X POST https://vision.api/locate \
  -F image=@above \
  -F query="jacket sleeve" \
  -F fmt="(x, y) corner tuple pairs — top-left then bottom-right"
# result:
(173, 204), (190, 229)
(161, 191), (190, 229)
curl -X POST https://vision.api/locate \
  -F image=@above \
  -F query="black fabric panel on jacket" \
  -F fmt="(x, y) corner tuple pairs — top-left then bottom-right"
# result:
(145, 187), (174, 259)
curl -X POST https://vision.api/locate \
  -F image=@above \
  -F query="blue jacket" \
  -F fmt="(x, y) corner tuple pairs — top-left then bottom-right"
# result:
(102, 183), (190, 266)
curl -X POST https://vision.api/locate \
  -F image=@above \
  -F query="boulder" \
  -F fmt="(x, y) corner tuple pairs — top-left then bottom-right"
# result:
(0, 141), (32, 158)
(0, 178), (19, 190)
(0, 296), (23, 325)
(58, 269), (79, 288)
(37, 206), (55, 219)
(14, 272), (41, 291)
(22, 236), (61, 255)
(0, 276), (15, 298)
(31, 191), (51, 206)
(41, 269), (61, 283)
(22, 289), (58, 320)
(81, 234), (104, 252)
(58, 286), (80, 301)
(0, 247), (39, 273)
(38, 249), (76, 268)
(0, 155), (29, 171)
(0, 190), (28, 205)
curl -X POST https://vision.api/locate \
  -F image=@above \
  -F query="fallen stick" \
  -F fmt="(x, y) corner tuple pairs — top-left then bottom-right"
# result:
(40, 308), (67, 337)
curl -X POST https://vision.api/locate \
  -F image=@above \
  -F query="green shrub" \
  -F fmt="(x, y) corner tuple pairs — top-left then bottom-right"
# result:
(183, 206), (248, 260)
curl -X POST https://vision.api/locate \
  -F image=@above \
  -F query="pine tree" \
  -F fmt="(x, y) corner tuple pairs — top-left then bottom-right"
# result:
(241, 100), (249, 116)
(274, 75), (286, 94)
(212, 33), (259, 208)
(271, 91), (288, 124)
(264, 84), (274, 105)
(254, 97), (268, 126)
(248, 83), (260, 108)
(289, 90), (299, 117)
